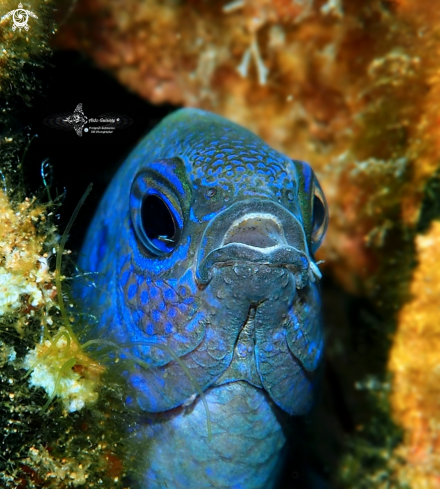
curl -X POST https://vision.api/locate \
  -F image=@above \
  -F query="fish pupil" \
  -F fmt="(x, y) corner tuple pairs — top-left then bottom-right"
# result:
(141, 195), (176, 248)
(312, 194), (326, 234)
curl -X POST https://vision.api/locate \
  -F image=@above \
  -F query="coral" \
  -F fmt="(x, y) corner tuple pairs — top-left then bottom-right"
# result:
(25, 446), (91, 487)
(0, 188), (129, 488)
(0, 187), (104, 418)
(0, 190), (104, 412)
(23, 326), (104, 413)
(0, 189), (55, 316)
(388, 220), (440, 487)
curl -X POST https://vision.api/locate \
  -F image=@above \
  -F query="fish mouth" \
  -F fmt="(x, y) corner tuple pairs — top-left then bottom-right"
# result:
(195, 201), (321, 287)
(196, 242), (314, 288)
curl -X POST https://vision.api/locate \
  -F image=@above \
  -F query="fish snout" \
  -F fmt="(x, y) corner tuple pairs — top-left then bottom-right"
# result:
(223, 214), (283, 249)
(196, 200), (319, 287)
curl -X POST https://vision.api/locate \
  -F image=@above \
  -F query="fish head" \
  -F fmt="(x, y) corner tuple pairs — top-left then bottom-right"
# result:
(78, 108), (328, 415)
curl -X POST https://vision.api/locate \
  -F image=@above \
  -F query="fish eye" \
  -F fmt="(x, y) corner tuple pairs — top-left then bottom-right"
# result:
(312, 195), (325, 234)
(310, 180), (328, 252)
(292, 159), (329, 253)
(130, 172), (183, 257)
(141, 195), (179, 255)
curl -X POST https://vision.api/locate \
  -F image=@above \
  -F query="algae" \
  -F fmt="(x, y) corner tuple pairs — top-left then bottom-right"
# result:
(0, 2), (135, 486)
(0, 176), (137, 488)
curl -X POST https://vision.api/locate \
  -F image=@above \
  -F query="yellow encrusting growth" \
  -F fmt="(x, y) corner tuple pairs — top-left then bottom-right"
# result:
(25, 446), (90, 486)
(0, 187), (104, 413)
(0, 188), (55, 316)
(23, 327), (104, 413)
(388, 220), (440, 487)
(0, 186), (126, 487)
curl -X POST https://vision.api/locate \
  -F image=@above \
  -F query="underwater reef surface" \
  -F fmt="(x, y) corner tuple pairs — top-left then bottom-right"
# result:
(52, 0), (440, 487)
(1, 0), (440, 486)
(0, 2), (134, 487)
(388, 219), (440, 488)
(0, 187), (132, 488)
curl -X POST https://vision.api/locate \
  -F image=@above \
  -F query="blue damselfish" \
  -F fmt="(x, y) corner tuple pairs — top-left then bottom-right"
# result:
(76, 108), (328, 488)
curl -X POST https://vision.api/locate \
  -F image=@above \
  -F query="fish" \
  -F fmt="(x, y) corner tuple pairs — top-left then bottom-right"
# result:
(75, 108), (328, 488)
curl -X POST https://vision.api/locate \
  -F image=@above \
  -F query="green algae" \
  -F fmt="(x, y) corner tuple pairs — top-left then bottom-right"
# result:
(0, 3), (135, 486)
(0, 181), (135, 487)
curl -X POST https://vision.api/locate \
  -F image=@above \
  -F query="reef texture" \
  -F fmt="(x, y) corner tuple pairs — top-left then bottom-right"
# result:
(388, 220), (440, 488)
(0, 188), (127, 488)
(53, 1), (440, 487)
(0, 1), (131, 485)
(0, 0), (55, 111)
(0, 190), (55, 317)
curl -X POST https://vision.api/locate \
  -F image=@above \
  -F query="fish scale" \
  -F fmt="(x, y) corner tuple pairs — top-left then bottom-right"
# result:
(75, 108), (328, 488)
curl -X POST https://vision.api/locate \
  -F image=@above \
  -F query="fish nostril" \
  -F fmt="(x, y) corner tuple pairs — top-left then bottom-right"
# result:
(223, 215), (283, 248)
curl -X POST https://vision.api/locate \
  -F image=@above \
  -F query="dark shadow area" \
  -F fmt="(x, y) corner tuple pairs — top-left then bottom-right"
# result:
(417, 167), (440, 233)
(18, 50), (178, 251)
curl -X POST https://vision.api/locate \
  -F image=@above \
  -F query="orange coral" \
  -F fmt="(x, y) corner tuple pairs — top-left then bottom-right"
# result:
(388, 220), (440, 488)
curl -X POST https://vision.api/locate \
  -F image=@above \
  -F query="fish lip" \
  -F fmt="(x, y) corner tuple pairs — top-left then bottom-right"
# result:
(195, 198), (320, 288)
(196, 242), (311, 287)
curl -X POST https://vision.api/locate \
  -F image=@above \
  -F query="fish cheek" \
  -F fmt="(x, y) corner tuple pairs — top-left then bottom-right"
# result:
(119, 257), (204, 358)
(127, 271), (251, 412)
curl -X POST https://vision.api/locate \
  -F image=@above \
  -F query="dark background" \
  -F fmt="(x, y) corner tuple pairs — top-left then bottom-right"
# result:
(19, 50), (177, 251)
